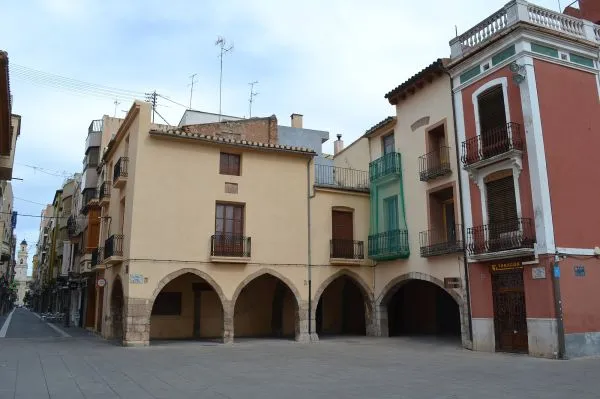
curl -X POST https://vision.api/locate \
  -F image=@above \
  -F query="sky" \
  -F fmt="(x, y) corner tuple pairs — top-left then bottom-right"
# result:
(1, 0), (562, 274)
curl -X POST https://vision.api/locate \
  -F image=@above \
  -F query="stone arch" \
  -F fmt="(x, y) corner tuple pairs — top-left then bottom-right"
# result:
(373, 272), (466, 342)
(231, 268), (306, 342)
(148, 268), (228, 315)
(311, 268), (373, 324)
(231, 268), (302, 309)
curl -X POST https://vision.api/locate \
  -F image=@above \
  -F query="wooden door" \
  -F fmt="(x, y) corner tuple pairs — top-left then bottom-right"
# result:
(332, 210), (353, 258)
(442, 200), (456, 243)
(492, 270), (528, 353)
(215, 203), (244, 256)
(478, 86), (508, 156)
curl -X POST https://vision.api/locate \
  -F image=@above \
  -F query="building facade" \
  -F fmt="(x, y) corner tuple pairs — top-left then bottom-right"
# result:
(449, 0), (600, 357)
(14, 239), (29, 305)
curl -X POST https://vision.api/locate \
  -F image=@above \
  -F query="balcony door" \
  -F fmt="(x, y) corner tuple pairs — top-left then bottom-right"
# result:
(442, 199), (457, 243)
(486, 175), (519, 249)
(332, 210), (353, 258)
(215, 203), (244, 256)
(478, 86), (508, 156)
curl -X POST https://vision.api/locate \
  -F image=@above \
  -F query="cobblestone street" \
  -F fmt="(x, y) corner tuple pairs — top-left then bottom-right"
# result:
(0, 309), (598, 398)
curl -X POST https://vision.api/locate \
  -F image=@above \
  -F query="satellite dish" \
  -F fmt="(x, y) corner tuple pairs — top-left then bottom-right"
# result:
(509, 62), (521, 73)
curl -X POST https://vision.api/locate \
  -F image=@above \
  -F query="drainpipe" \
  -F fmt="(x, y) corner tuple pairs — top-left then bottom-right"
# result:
(447, 70), (473, 343)
(306, 158), (316, 340)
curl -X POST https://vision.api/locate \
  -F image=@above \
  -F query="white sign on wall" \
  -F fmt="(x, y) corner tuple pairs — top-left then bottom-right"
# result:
(130, 273), (144, 284)
(532, 266), (546, 280)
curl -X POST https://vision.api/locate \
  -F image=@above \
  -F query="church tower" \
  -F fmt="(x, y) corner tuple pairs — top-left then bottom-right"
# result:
(15, 239), (29, 305)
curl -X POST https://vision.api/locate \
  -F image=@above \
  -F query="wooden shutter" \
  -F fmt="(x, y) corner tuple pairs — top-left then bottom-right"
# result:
(332, 211), (353, 240)
(478, 86), (506, 133)
(486, 176), (517, 226)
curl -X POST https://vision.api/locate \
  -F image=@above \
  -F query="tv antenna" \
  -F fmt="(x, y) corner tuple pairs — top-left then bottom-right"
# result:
(113, 99), (121, 117)
(248, 81), (259, 118)
(215, 36), (234, 121)
(188, 73), (198, 109)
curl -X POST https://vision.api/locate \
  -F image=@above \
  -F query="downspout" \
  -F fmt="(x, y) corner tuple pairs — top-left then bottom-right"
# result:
(447, 70), (473, 343)
(306, 158), (316, 340)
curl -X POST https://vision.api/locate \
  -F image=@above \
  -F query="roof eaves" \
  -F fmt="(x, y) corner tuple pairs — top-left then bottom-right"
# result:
(384, 59), (448, 105)
(362, 116), (396, 138)
(150, 129), (316, 156)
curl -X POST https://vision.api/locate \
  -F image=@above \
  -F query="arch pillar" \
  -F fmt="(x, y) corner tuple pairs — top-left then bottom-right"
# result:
(122, 297), (152, 347)
(222, 299), (234, 344)
(297, 300), (311, 342)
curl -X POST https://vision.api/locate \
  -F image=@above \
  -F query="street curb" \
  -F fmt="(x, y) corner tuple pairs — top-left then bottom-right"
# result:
(0, 308), (16, 338)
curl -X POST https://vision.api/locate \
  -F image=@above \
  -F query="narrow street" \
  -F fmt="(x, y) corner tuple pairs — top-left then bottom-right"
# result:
(0, 308), (599, 399)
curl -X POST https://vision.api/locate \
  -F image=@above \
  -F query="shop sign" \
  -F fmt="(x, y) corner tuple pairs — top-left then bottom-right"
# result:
(491, 261), (523, 272)
(130, 273), (144, 284)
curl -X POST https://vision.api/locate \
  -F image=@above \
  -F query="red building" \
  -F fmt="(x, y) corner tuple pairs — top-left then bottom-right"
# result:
(449, 0), (600, 358)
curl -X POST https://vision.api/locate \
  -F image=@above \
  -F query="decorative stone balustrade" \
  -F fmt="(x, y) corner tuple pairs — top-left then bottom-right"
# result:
(450, 0), (600, 59)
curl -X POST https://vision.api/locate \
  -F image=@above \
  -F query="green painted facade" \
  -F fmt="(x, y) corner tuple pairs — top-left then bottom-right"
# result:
(368, 152), (409, 260)
(492, 45), (516, 66)
(459, 65), (481, 84)
(531, 43), (559, 58)
(569, 53), (594, 68)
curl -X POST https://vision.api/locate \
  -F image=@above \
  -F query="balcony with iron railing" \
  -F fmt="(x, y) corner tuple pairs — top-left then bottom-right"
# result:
(210, 235), (251, 263)
(419, 146), (452, 182)
(369, 152), (402, 182)
(104, 234), (124, 264)
(113, 157), (129, 188)
(461, 122), (523, 168)
(99, 181), (111, 206)
(450, 0), (600, 60)
(90, 247), (103, 271)
(419, 225), (464, 257)
(368, 229), (410, 260)
(467, 218), (535, 259)
(314, 164), (369, 192)
(81, 188), (98, 214)
(330, 239), (365, 265)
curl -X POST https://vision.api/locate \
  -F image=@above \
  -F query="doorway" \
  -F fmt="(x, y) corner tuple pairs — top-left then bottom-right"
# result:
(491, 269), (528, 353)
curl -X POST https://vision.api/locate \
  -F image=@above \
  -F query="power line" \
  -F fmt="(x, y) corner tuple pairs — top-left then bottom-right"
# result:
(15, 163), (73, 178)
(14, 197), (48, 206)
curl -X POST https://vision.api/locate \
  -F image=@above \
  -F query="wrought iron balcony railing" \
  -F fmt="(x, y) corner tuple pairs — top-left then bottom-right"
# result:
(419, 224), (464, 257)
(419, 146), (452, 182)
(113, 157), (129, 182)
(99, 181), (111, 202)
(104, 234), (124, 259)
(315, 164), (369, 191)
(211, 235), (251, 258)
(461, 122), (523, 166)
(467, 218), (535, 256)
(369, 152), (401, 182)
(330, 239), (364, 259)
(91, 248), (99, 266)
(368, 229), (409, 260)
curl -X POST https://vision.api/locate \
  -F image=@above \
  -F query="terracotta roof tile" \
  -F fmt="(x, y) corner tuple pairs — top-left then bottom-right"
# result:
(363, 116), (396, 138)
(384, 59), (448, 105)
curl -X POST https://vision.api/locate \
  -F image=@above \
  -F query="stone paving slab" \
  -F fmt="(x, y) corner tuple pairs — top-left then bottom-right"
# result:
(1, 309), (600, 398)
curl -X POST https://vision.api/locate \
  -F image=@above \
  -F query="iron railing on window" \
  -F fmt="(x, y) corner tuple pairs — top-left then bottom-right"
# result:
(104, 234), (124, 258)
(315, 164), (369, 191)
(368, 229), (409, 259)
(369, 152), (401, 182)
(419, 224), (464, 257)
(113, 157), (129, 182)
(461, 122), (523, 166)
(91, 248), (99, 266)
(211, 235), (251, 257)
(330, 239), (364, 259)
(419, 146), (452, 181)
(99, 181), (111, 202)
(467, 218), (535, 255)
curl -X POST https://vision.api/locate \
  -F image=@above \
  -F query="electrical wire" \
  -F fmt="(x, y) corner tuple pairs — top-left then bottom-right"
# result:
(14, 197), (48, 206)
(15, 163), (74, 178)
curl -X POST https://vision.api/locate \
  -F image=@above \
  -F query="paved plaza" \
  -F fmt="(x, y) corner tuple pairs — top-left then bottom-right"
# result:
(0, 308), (598, 398)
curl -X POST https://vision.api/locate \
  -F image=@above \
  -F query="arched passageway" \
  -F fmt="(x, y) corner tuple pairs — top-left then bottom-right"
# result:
(234, 274), (298, 339)
(316, 276), (366, 336)
(110, 277), (124, 339)
(149, 272), (224, 341)
(387, 280), (460, 338)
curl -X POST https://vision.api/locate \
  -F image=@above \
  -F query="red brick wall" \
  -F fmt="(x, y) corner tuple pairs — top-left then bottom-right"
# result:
(183, 116), (278, 144)
(564, 0), (600, 23)
(534, 59), (600, 249)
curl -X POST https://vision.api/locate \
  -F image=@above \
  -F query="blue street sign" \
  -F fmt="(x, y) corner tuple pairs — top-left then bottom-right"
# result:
(553, 264), (560, 278)
(11, 211), (17, 229)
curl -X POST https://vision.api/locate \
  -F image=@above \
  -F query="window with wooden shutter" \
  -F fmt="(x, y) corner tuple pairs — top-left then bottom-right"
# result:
(486, 175), (518, 234)
(478, 86), (509, 156)
(219, 153), (241, 176)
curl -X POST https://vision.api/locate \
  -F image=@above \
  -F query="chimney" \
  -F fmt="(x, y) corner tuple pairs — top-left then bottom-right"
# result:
(334, 134), (344, 155)
(290, 113), (303, 128)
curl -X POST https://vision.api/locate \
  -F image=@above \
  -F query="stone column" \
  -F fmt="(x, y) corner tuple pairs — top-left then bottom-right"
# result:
(367, 301), (388, 337)
(295, 300), (311, 342)
(122, 297), (151, 346)
(222, 300), (234, 344)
